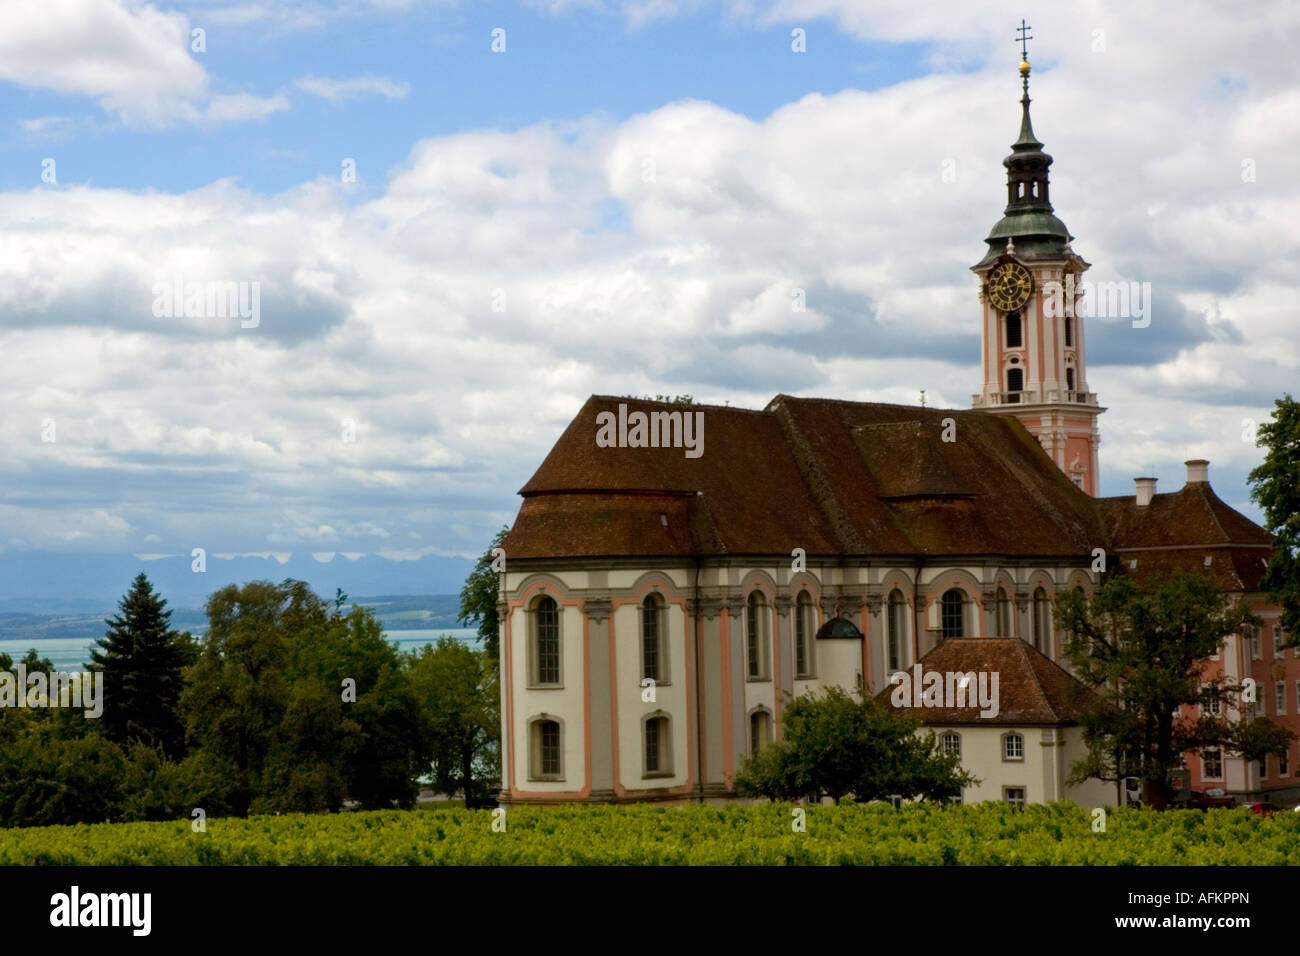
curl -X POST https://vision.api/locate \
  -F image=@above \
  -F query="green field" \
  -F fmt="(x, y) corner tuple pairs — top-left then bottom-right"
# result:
(1, 802), (1297, 865)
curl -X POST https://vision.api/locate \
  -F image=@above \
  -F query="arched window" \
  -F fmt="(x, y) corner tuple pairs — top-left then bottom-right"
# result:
(794, 591), (815, 678)
(996, 587), (1012, 638)
(531, 596), (561, 686)
(746, 591), (770, 680)
(1002, 732), (1024, 762)
(1005, 311), (1022, 348)
(749, 709), (772, 754)
(529, 717), (563, 780)
(641, 594), (666, 684)
(887, 590), (906, 671)
(1032, 587), (1051, 653)
(941, 589), (965, 639)
(643, 713), (672, 777)
(941, 732), (961, 758)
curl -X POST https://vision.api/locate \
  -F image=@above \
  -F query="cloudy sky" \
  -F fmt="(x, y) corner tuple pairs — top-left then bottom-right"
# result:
(1, 0), (1295, 565)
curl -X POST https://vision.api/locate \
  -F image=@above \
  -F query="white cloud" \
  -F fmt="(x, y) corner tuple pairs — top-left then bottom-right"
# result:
(2, 1), (1296, 551)
(0, 0), (289, 127)
(294, 74), (411, 103)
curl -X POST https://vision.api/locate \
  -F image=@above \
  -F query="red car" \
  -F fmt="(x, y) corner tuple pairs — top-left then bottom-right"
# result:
(1242, 802), (1277, 817)
(1188, 788), (1236, 810)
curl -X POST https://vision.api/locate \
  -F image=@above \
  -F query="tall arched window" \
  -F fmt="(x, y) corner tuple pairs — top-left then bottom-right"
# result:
(529, 717), (563, 780)
(641, 594), (666, 683)
(1005, 311), (1022, 348)
(996, 587), (1012, 637)
(794, 591), (815, 679)
(1064, 316), (1073, 347)
(643, 713), (672, 777)
(750, 709), (772, 754)
(887, 590), (906, 671)
(747, 591), (770, 680)
(531, 596), (561, 686)
(1066, 367), (1076, 393)
(1032, 587), (1051, 653)
(941, 589), (965, 639)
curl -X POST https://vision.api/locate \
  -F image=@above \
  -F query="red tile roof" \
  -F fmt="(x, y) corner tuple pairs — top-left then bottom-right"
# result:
(503, 395), (1273, 581)
(1096, 482), (1273, 590)
(875, 638), (1100, 725)
(505, 395), (1109, 559)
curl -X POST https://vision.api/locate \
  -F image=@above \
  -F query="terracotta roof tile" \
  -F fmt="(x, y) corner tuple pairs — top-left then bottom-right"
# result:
(505, 395), (1111, 560)
(875, 638), (1100, 725)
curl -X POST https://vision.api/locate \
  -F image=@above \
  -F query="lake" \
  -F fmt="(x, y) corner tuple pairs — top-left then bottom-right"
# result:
(0, 628), (482, 672)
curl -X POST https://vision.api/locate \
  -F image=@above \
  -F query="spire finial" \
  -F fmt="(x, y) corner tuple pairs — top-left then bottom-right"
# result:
(1016, 19), (1033, 93)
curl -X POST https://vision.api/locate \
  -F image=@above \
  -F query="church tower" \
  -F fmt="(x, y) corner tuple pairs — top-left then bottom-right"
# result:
(971, 37), (1104, 496)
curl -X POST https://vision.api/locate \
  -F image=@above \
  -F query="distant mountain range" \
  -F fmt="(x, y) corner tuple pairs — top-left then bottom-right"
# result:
(0, 594), (470, 643)
(0, 551), (477, 613)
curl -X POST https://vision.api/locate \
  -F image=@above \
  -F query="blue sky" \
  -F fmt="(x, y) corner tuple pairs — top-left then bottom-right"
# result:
(0, 3), (931, 196)
(1, 0), (1297, 564)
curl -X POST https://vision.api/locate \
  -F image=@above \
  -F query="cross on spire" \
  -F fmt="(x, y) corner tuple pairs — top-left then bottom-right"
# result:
(1016, 19), (1033, 62)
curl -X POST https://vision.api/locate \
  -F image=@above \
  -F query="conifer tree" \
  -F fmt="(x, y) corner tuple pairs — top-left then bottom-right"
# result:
(91, 573), (195, 757)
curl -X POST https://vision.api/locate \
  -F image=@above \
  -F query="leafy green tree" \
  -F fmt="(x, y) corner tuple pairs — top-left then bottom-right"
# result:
(734, 686), (974, 803)
(1249, 393), (1300, 642)
(1056, 571), (1295, 810)
(182, 579), (425, 816)
(90, 572), (197, 757)
(459, 526), (508, 660)
(181, 579), (315, 816)
(409, 638), (500, 807)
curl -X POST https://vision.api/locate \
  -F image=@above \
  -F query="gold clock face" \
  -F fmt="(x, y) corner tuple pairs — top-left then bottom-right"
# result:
(986, 262), (1033, 312)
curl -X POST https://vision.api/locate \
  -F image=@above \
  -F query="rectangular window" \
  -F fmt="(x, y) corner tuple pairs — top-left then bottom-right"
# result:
(1260, 758), (1267, 780)
(1281, 747), (1290, 778)
(794, 600), (814, 679)
(641, 603), (659, 683)
(1205, 691), (1221, 717)
(1275, 626), (1285, 658)
(1250, 625), (1262, 660)
(887, 599), (901, 671)
(534, 603), (561, 685)
(1203, 749), (1223, 779)
(535, 721), (561, 778)
(1277, 681), (1287, 716)
(750, 712), (770, 754)
(1003, 734), (1024, 761)
(1003, 787), (1026, 808)
(645, 720), (660, 774)
(1005, 312), (1022, 349)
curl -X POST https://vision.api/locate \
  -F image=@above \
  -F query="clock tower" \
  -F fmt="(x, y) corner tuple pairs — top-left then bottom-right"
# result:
(971, 45), (1104, 496)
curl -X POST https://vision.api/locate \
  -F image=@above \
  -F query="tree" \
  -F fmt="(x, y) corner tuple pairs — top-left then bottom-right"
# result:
(409, 638), (500, 808)
(183, 579), (425, 815)
(734, 687), (975, 803)
(1248, 393), (1300, 642)
(90, 572), (197, 757)
(459, 526), (508, 660)
(1056, 571), (1295, 810)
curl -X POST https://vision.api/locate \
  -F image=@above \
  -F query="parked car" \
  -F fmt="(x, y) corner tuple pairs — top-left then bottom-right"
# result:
(1188, 788), (1236, 810)
(1242, 802), (1278, 816)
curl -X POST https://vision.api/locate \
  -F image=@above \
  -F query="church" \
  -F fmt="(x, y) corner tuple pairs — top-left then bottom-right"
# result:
(495, 54), (1296, 808)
